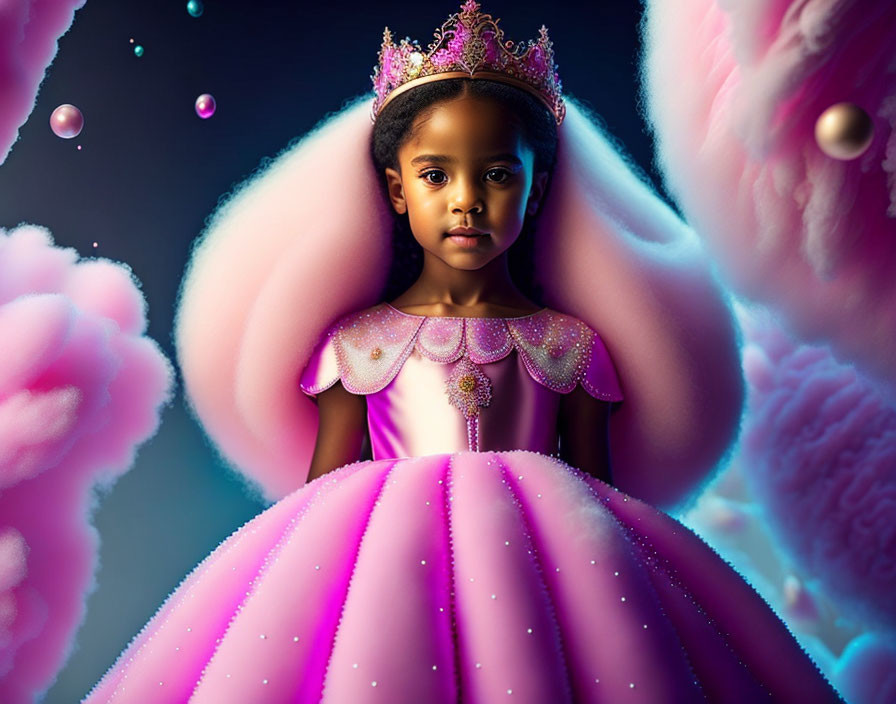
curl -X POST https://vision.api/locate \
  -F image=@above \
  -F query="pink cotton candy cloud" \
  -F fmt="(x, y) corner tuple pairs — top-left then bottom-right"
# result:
(0, 0), (87, 164)
(738, 305), (896, 633)
(0, 225), (173, 703)
(642, 0), (896, 388)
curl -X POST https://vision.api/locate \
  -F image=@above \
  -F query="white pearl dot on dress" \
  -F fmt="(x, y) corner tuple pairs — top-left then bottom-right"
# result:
(372, 681), (378, 687)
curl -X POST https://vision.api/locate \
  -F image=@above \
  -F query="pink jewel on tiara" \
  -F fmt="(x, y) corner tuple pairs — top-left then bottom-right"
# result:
(370, 0), (565, 125)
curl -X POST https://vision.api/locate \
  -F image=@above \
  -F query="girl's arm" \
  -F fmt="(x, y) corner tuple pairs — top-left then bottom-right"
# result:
(558, 386), (613, 485)
(306, 381), (368, 483)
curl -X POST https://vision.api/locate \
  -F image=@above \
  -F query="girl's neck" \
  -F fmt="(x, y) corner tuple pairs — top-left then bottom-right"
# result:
(391, 250), (540, 315)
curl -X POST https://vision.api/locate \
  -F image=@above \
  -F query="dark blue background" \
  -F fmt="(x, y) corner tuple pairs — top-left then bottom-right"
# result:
(0, 1), (665, 700)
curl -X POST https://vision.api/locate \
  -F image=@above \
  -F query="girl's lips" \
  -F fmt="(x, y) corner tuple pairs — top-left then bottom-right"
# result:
(447, 234), (487, 249)
(446, 226), (487, 236)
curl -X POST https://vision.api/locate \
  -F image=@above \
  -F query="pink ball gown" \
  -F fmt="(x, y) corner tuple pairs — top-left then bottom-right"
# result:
(83, 303), (843, 703)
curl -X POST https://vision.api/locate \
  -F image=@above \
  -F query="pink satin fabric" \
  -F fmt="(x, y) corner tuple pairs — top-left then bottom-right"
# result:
(366, 348), (562, 459)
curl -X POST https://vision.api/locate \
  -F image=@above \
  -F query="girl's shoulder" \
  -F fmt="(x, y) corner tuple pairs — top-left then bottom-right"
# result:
(299, 302), (623, 401)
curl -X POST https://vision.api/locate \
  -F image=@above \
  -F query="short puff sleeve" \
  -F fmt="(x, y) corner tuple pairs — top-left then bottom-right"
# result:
(581, 331), (624, 403)
(299, 329), (340, 398)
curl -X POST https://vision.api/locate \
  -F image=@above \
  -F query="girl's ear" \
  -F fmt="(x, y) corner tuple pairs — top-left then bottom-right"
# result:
(384, 167), (407, 215)
(527, 172), (549, 216)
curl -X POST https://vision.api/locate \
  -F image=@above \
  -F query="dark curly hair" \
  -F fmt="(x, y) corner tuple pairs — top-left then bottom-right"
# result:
(369, 78), (559, 304)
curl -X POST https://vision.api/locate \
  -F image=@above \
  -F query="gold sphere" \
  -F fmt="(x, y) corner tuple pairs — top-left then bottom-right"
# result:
(814, 102), (874, 160)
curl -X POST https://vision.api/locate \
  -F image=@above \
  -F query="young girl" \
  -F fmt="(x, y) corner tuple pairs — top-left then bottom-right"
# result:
(84, 3), (844, 702)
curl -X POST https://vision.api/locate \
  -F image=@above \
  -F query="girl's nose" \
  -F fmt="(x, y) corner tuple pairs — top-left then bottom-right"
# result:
(450, 179), (484, 214)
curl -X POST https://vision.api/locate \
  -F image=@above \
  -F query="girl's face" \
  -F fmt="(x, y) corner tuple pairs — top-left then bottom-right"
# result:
(384, 94), (548, 272)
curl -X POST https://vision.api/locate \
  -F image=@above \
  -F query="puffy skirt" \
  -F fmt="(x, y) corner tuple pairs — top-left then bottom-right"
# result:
(83, 451), (843, 703)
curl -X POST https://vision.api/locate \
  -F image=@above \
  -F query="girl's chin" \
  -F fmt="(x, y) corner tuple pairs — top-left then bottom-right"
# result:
(442, 254), (498, 272)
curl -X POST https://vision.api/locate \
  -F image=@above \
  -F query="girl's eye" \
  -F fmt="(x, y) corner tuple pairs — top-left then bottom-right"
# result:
(421, 170), (447, 185)
(485, 168), (511, 183)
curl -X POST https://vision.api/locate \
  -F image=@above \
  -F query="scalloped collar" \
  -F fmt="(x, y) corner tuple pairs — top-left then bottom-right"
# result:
(330, 302), (597, 395)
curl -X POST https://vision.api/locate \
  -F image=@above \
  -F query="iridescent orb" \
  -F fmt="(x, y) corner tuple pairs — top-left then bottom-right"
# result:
(194, 93), (216, 119)
(814, 102), (874, 160)
(134, 44), (144, 57)
(187, 0), (204, 18)
(50, 104), (84, 139)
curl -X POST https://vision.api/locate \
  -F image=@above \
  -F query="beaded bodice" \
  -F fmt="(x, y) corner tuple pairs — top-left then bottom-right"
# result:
(300, 302), (623, 458)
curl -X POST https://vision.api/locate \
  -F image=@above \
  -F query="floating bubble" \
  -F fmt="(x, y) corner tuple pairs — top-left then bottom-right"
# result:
(50, 104), (83, 139)
(134, 45), (144, 57)
(194, 93), (216, 119)
(815, 102), (874, 160)
(187, 0), (203, 18)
